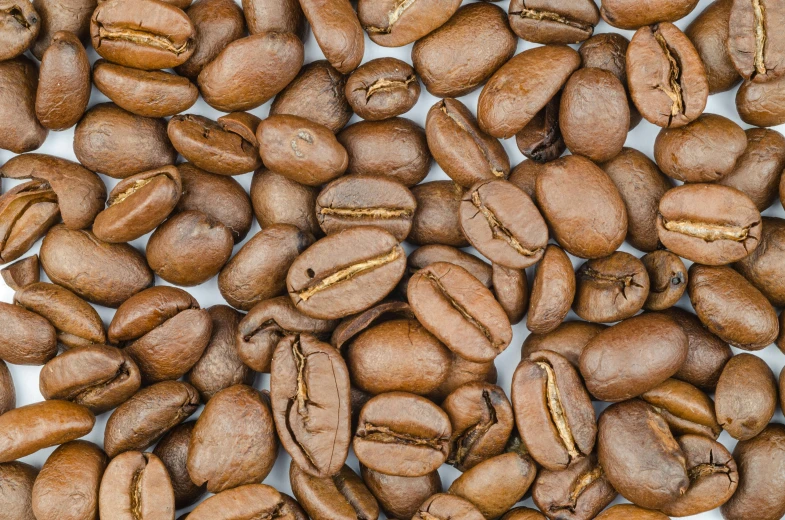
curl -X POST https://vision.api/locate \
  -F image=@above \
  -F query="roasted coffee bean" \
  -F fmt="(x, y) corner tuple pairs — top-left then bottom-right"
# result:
(409, 262), (512, 362)
(108, 286), (212, 382)
(0, 56), (47, 153)
(600, 0), (699, 29)
(0, 400), (94, 462)
(35, 31), (90, 130)
(31, 0), (93, 59)
(509, 0), (598, 44)
(281, 493), (309, 520)
(728, 0), (785, 83)
(721, 424), (785, 520)
(641, 378), (721, 438)
(515, 94), (566, 163)
(537, 155), (627, 259)
(531, 453), (617, 520)
(719, 128), (785, 210)
(493, 263), (528, 324)
(660, 434), (738, 516)
(93, 60), (198, 118)
(715, 353), (777, 440)
(0, 301), (57, 365)
(0, 360), (15, 415)
(339, 117), (431, 187)
(188, 484), (297, 520)
(503, 507), (547, 520)
(408, 182), (468, 247)
(580, 313), (688, 401)
(0, 0), (40, 61)
(641, 250), (688, 311)
(627, 23), (709, 128)
(31, 440), (107, 520)
(271, 334), (351, 477)
(527, 244), (576, 334)
(176, 0), (245, 79)
(271, 60), (352, 133)
(187, 306), (253, 401)
(598, 399), (688, 509)
(358, 0), (461, 48)
(686, 0), (741, 93)
(460, 179), (548, 269)
(735, 217), (785, 306)
(220, 224), (313, 311)
(0, 461), (37, 520)
(736, 74), (785, 126)
(573, 252), (649, 323)
(198, 32), (303, 112)
(512, 350), (597, 470)
(0, 181), (60, 264)
(361, 465), (441, 520)
(188, 385), (277, 493)
(300, 0), (363, 73)
(0, 254), (38, 290)
(595, 505), (669, 519)
(287, 227), (405, 320)
(522, 321), (606, 368)
(98, 451), (175, 520)
(104, 380), (198, 458)
(354, 391), (451, 477)
(331, 300), (413, 350)
(152, 421), (206, 509)
(251, 169), (320, 237)
(657, 184), (762, 265)
(406, 245), (492, 289)
(290, 463), (380, 520)
(429, 354), (497, 403)
(601, 148), (673, 252)
(478, 45), (581, 138)
(345, 57), (419, 121)
(413, 493), (485, 520)
(688, 264), (779, 350)
(412, 3), (516, 97)
(242, 0), (303, 36)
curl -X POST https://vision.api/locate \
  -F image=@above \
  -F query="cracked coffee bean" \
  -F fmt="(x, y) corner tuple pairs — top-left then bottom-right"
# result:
(345, 57), (419, 121)
(358, 0), (461, 48)
(98, 451), (175, 520)
(0, 181), (60, 264)
(509, 0), (599, 44)
(515, 94), (566, 164)
(290, 463), (380, 520)
(728, 0), (785, 83)
(573, 252), (650, 323)
(641, 250), (688, 311)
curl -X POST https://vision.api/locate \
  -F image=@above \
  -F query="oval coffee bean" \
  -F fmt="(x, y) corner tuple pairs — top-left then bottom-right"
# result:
(300, 0), (363, 73)
(251, 169), (321, 237)
(531, 454), (617, 520)
(0, 400), (94, 462)
(657, 184), (762, 265)
(98, 451), (175, 520)
(408, 182), (468, 247)
(175, 0), (245, 79)
(640, 378), (722, 439)
(521, 321), (606, 368)
(1, 254), (39, 291)
(734, 216), (785, 306)
(354, 391), (451, 477)
(188, 484), (296, 520)
(493, 263), (528, 324)
(688, 264), (779, 350)
(715, 353), (777, 440)
(412, 3), (516, 98)
(527, 244), (576, 335)
(271, 334), (351, 477)
(642, 250), (688, 311)
(0, 302), (57, 365)
(509, 0), (599, 44)
(580, 313), (688, 401)
(361, 465), (441, 520)
(573, 251), (650, 323)
(413, 493), (484, 520)
(719, 128), (785, 210)
(600, 0), (698, 29)
(429, 354), (497, 404)
(188, 385), (277, 493)
(728, 0), (785, 83)
(0, 462), (37, 520)
(358, 0), (461, 48)
(0, 56), (47, 153)
(345, 57), (419, 121)
(152, 421), (205, 508)
(35, 31), (90, 130)
(736, 75), (785, 126)
(685, 0), (741, 93)
(290, 463), (380, 520)
(0, 0), (40, 61)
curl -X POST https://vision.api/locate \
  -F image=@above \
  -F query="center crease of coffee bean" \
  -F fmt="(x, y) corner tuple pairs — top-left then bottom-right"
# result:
(440, 102), (506, 178)
(579, 267), (645, 299)
(471, 190), (541, 257)
(552, 465), (604, 513)
(753, 0), (767, 76)
(0, 187), (59, 251)
(364, 0), (417, 34)
(130, 466), (144, 520)
(320, 207), (413, 219)
(290, 131), (313, 158)
(538, 361), (580, 459)
(449, 390), (498, 466)
(653, 28), (685, 125)
(70, 361), (132, 403)
(4, 6), (30, 28)
(662, 218), (753, 242)
(332, 473), (369, 519)
(96, 26), (190, 55)
(359, 424), (444, 449)
(362, 76), (417, 101)
(109, 177), (156, 206)
(244, 320), (285, 341)
(511, 7), (593, 32)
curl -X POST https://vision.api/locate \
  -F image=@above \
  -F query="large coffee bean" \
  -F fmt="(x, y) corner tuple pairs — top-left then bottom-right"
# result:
(715, 353), (777, 440)
(736, 74), (785, 126)
(35, 31), (90, 130)
(358, 0), (461, 48)
(727, 0), (785, 83)
(300, 0), (363, 73)
(719, 128), (785, 210)
(98, 451), (175, 520)
(0, 57), (47, 153)
(685, 0), (741, 93)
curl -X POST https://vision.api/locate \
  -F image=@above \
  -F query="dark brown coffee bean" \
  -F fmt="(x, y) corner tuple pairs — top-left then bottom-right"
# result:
(413, 493), (485, 520)
(1, 254), (38, 291)
(290, 463), (380, 520)
(657, 184), (762, 265)
(0, 56), (47, 153)
(409, 262), (512, 362)
(686, 0), (741, 93)
(522, 320), (606, 368)
(188, 484), (295, 520)
(251, 169), (321, 237)
(176, 0), (245, 78)
(527, 244), (576, 334)
(509, 0), (598, 44)
(688, 264), (779, 350)
(736, 74), (785, 126)
(595, 505), (669, 519)
(361, 466), (441, 520)
(627, 23), (709, 128)
(270, 334), (351, 477)
(0, 182), (60, 264)
(300, 0), (363, 73)
(598, 399), (688, 509)
(428, 354), (497, 404)
(728, 0), (785, 82)
(220, 224), (313, 311)
(354, 391), (451, 477)
(345, 57), (419, 121)
(412, 3), (516, 97)
(574, 252), (650, 323)
(0, 360), (15, 415)
(478, 45), (581, 138)
(0, 462), (37, 520)
(152, 421), (205, 509)
(358, 0), (461, 48)
(720, 129), (785, 210)
(735, 217), (785, 306)
(407, 245), (492, 289)
(0, 302), (57, 365)
(537, 155), (627, 259)
(287, 227), (405, 320)
(493, 263), (528, 324)
(600, 0), (699, 28)
(641, 378), (721, 438)
(242, 0), (303, 36)
(515, 94), (566, 164)
(98, 451), (175, 520)
(0, 400), (94, 462)
(408, 182), (468, 247)
(31, 440), (107, 520)
(0, 0), (40, 61)
(532, 454), (617, 520)
(641, 250), (687, 311)
(580, 313), (688, 401)
(715, 353), (777, 440)
(35, 31), (90, 130)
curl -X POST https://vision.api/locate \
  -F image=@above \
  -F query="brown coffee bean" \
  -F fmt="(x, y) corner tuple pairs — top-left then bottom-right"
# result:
(408, 182), (468, 247)
(600, 0), (699, 29)
(595, 505), (669, 519)
(358, 0), (461, 47)
(176, 0), (245, 78)
(0, 302), (57, 365)
(509, 0), (598, 44)
(428, 355), (497, 404)
(242, 0), (303, 36)
(188, 385), (277, 493)
(532, 454), (617, 520)
(152, 422), (206, 509)
(522, 321), (606, 368)
(104, 380), (198, 458)
(515, 94), (566, 164)
(736, 74), (785, 126)
(0, 400), (94, 462)
(35, 31), (90, 130)
(573, 252), (650, 323)
(412, 3), (516, 98)
(627, 22), (709, 128)
(220, 224), (313, 311)
(331, 301), (413, 350)
(720, 128), (785, 210)
(1, 254), (39, 291)
(31, 0), (93, 59)
(641, 250), (688, 311)
(0, 462), (37, 520)
(98, 451), (175, 520)
(300, 0), (363, 73)
(728, 0), (785, 83)
(345, 57), (419, 121)
(641, 378), (721, 438)
(354, 391), (451, 477)
(188, 484), (296, 520)
(290, 464), (380, 520)
(689, 264), (779, 350)
(493, 263), (528, 324)
(0, 360), (15, 415)
(270, 334), (351, 477)
(361, 466), (441, 520)
(187, 306), (253, 401)
(406, 245), (492, 289)
(503, 508), (547, 520)
(413, 493), (485, 520)
(537, 155), (627, 259)
(0, 56), (47, 153)
(580, 313), (688, 401)
(657, 184), (762, 265)
(527, 245), (576, 334)
(251, 169), (321, 237)
(715, 353), (777, 440)
(0, 181), (60, 264)
(735, 217), (785, 306)
(287, 227), (405, 320)
(0, 0), (40, 61)
(478, 45), (581, 138)
(686, 0), (741, 93)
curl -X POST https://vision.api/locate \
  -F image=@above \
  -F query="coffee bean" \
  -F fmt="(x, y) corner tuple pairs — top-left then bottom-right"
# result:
(734, 217), (785, 306)
(0, 462), (37, 520)
(361, 465), (441, 520)
(527, 245), (576, 334)
(641, 378), (722, 438)
(686, 0), (741, 93)
(736, 74), (785, 126)
(31, 0), (93, 60)
(242, 0), (303, 36)
(331, 300), (413, 350)
(406, 245), (492, 289)
(595, 505), (669, 519)
(408, 182), (468, 247)
(176, 0), (245, 79)
(429, 354), (498, 404)
(358, 0), (461, 47)
(600, 0), (699, 29)
(0, 360), (14, 415)
(715, 353), (777, 440)
(509, 0), (599, 44)
(522, 321), (606, 368)
(531, 454), (617, 520)
(0, 301), (57, 365)
(574, 252), (649, 323)
(0, 0), (40, 61)
(35, 31), (90, 130)
(98, 451), (175, 520)
(0, 254), (39, 291)
(493, 263), (528, 324)
(345, 57), (419, 121)
(719, 128), (785, 210)
(152, 421), (206, 508)
(250, 169), (320, 237)
(300, 0), (363, 73)
(728, 0), (785, 82)
(290, 463), (380, 520)
(0, 181), (61, 264)
(412, 493), (485, 520)
(0, 56), (47, 153)
(641, 250), (688, 311)
(515, 94), (566, 163)
(187, 484), (297, 520)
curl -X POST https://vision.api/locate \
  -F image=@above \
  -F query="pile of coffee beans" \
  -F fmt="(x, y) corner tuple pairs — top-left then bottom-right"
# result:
(1, 0), (785, 518)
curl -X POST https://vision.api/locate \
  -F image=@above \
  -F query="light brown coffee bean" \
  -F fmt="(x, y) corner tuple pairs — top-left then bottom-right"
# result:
(527, 244), (576, 335)
(35, 31), (90, 130)
(98, 451), (175, 520)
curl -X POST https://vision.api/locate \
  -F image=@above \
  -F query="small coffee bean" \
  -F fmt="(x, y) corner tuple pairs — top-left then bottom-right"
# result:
(527, 245), (576, 334)
(152, 421), (206, 508)
(719, 128), (785, 210)
(641, 378), (722, 438)
(361, 465), (441, 520)
(408, 182), (468, 247)
(531, 454), (617, 520)
(0, 182), (61, 264)
(685, 0), (741, 93)
(715, 353), (777, 440)
(509, 0), (599, 44)
(641, 250), (688, 311)
(98, 451), (175, 520)
(736, 74), (785, 126)
(176, 0), (245, 79)
(521, 320), (606, 368)
(600, 0), (699, 29)
(0, 254), (39, 291)
(251, 169), (320, 237)
(290, 463), (380, 520)
(0, 301), (57, 365)
(358, 0), (461, 47)
(515, 94), (566, 164)
(0, 57), (47, 153)
(300, 0), (363, 73)
(574, 252), (650, 323)
(734, 216), (785, 306)
(35, 31), (90, 130)
(345, 57), (419, 121)
(0, 462), (37, 520)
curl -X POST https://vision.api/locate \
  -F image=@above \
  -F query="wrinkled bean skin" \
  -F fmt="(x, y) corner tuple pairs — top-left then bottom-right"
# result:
(600, 0), (699, 29)
(98, 451), (175, 520)
(641, 250), (688, 311)
(715, 354), (777, 440)
(688, 264), (779, 350)
(152, 422), (206, 509)
(361, 466), (441, 520)
(358, 0), (462, 48)
(719, 128), (785, 211)
(640, 378), (721, 439)
(531, 454), (617, 520)
(727, 0), (785, 83)
(685, 0), (741, 93)
(176, 0), (246, 79)
(242, 0), (304, 37)
(408, 181), (469, 247)
(736, 75), (785, 126)
(0, 56), (47, 154)
(187, 484), (297, 520)
(0, 462), (37, 520)
(412, 493), (485, 520)
(0, 360), (14, 415)
(527, 244), (576, 335)
(521, 320), (606, 368)
(1, 255), (39, 291)
(509, 0), (599, 44)
(0, 302), (57, 365)
(290, 463), (380, 520)
(299, 0), (364, 73)
(573, 252), (650, 323)
(251, 169), (321, 237)
(734, 217), (785, 306)
(0, 0), (40, 61)
(35, 31), (90, 131)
